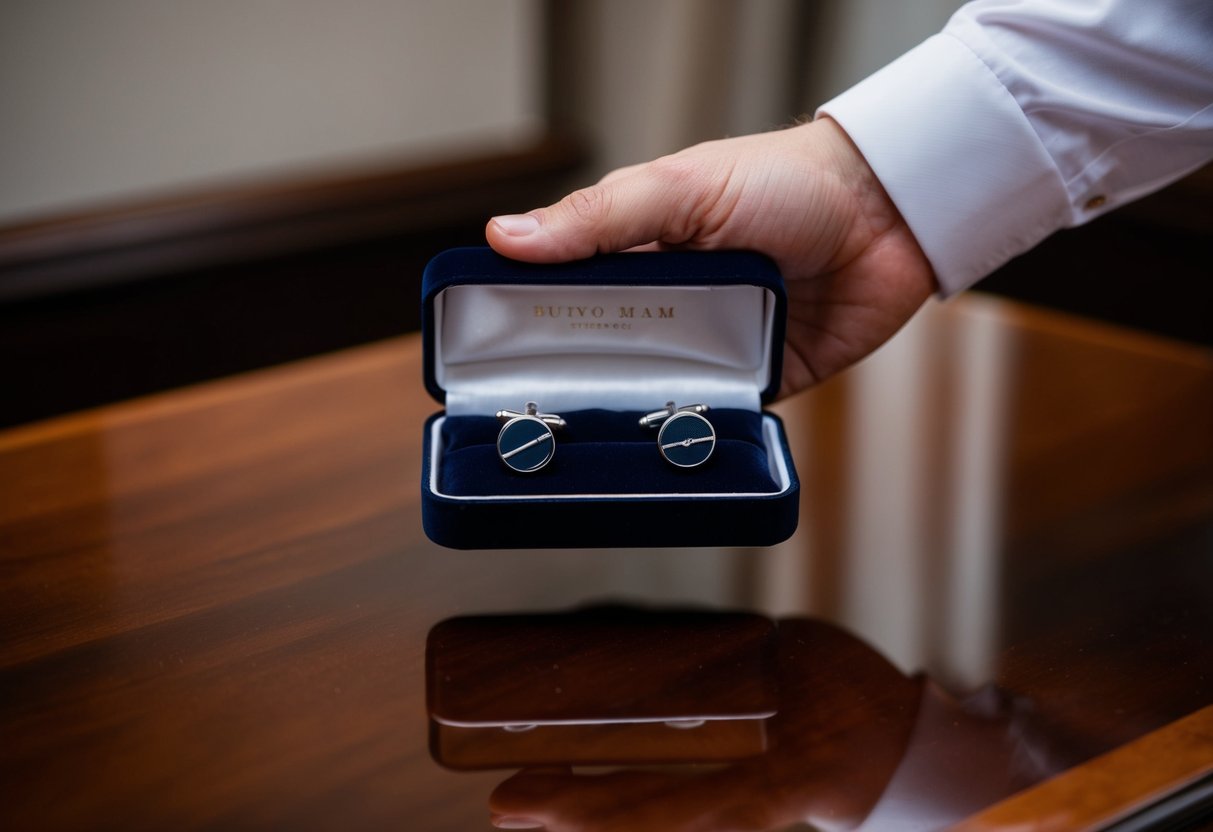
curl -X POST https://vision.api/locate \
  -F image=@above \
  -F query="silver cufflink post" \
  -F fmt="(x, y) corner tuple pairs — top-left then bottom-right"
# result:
(496, 401), (566, 473)
(638, 401), (709, 428)
(640, 401), (716, 468)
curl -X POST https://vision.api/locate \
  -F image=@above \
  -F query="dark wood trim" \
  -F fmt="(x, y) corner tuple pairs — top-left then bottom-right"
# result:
(974, 164), (1213, 347)
(0, 134), (588, 426)
(0, 134), (587, 302)
(1117, 162), (1213, 235)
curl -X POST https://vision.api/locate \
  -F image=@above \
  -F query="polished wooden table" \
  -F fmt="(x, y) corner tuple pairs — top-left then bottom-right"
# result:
(2, 295), (1211, 831)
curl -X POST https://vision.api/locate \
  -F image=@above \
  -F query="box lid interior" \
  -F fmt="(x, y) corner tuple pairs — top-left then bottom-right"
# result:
(422, 248), (787, 415)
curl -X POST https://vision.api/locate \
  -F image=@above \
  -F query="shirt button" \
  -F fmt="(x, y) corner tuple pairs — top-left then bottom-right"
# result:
(1084, 195), (1107, 211)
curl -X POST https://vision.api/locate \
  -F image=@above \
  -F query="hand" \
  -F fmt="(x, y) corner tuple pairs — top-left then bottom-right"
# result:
(487, 620), (922, 832)
(486, 119), (936, 397)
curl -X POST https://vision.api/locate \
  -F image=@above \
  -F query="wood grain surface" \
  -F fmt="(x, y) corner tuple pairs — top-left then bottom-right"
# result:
(952, 705), (1213, 832)
(1, 296), (1211, 830)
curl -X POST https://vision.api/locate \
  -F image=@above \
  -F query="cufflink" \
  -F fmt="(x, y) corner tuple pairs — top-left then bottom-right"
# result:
(496, 402), (567, 473)
(640, 401), (715, 468)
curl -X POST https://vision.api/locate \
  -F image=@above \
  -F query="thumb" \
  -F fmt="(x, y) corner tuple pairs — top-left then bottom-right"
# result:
(486, 162), (708, 262)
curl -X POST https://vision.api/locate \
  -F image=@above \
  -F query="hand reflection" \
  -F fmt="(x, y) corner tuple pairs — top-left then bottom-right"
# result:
(486, 619), (1050, 832)
(488, 620), (921, 832)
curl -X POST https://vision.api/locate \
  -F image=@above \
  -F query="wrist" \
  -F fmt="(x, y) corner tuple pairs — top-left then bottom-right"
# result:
(807, 117), (937, 292)
(812, 117), (910, 241)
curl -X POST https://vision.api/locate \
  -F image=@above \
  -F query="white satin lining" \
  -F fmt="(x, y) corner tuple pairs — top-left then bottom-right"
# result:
(428, 415), (793, 500)
(435, 284), (775, 415)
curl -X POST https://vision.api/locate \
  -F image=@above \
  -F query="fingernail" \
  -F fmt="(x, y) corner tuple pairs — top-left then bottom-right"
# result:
(492, 214), (540, 236)
(492, 817), (545, 829)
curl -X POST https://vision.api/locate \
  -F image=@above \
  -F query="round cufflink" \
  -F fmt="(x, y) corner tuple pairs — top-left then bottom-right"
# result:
(640, 401), (715, 468)
(496, 402), (566, 473)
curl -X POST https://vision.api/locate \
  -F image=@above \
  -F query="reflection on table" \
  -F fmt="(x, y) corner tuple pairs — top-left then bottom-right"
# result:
(428, 605), (1067, 831)
(1, 295), (1211, 830)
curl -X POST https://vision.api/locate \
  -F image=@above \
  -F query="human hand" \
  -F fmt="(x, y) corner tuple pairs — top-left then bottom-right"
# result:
(486, 620), (921, 832)
(489, 766), (772, 832)
(486, 119), (936, 397)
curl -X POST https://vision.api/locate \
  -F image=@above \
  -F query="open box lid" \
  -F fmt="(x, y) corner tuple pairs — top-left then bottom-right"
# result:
(422, 248), (787, 415)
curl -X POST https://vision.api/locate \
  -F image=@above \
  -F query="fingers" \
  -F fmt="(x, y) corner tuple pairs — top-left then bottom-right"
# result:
(488, 768), (675, 831)
(488, 766), (748, 832)
(486, 156), (726, 263)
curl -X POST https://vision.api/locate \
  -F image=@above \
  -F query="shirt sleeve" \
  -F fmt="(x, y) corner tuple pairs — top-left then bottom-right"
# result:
(817, 0), (1213, 295)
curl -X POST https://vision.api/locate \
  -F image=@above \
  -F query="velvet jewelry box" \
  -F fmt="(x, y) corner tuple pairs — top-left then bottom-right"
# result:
(420, 247), (800, 549)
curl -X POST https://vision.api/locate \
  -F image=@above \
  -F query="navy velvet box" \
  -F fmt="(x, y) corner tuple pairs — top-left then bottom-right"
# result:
(421, 247), (799, 549)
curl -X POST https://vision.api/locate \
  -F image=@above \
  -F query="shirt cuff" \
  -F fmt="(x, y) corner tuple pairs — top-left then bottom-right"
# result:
(817, 33), (1071, 295)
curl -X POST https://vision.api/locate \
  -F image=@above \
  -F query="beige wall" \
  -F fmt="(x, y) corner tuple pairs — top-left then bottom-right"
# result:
(0, 0), (965, 224)
(550, 0), (962, 180)
(0, 0), (543, 223)
(801, 0), (964, 104)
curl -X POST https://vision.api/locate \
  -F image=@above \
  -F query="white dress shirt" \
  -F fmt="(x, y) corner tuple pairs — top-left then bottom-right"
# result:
(819, 0), (1213, 295)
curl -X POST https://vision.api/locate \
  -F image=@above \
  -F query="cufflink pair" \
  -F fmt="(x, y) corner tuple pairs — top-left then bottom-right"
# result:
(496, 400), (716, 472)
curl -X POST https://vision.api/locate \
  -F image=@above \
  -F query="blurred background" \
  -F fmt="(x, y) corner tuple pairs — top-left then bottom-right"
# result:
(1, 0), (1209, 427)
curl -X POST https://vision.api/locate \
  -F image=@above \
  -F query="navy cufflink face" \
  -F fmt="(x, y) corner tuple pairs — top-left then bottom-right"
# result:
(658, 411), (716, 467)
(640, 401), (716, 468)
(496, 402), (566, 473)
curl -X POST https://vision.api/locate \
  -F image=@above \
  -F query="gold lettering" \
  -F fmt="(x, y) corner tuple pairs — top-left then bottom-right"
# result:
(536, 301), (673, 323)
